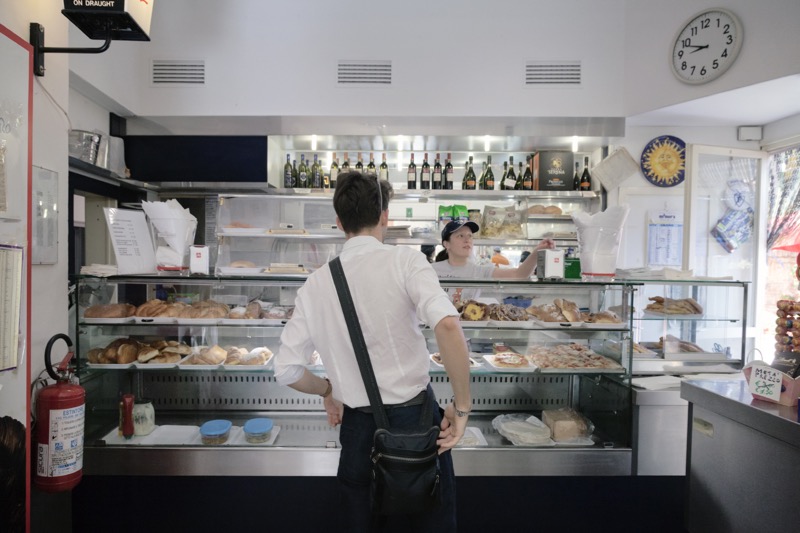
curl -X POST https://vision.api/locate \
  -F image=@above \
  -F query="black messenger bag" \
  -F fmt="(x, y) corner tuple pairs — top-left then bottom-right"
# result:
(330, 257), (441, 515)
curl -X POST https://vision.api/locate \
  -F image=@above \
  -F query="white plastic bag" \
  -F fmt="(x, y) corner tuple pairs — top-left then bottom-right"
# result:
(491, 413), (553, 446)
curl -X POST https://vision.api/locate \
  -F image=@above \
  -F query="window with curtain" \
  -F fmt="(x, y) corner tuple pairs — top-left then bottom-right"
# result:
(761, 147), (800, 362)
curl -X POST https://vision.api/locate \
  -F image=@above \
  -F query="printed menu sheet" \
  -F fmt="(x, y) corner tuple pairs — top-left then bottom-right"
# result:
(103, 208), (157, 274)
(0, 244), (22, 371)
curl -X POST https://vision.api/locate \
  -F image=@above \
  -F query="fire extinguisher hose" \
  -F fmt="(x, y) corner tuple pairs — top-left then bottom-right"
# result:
(44, 333), (74, 381)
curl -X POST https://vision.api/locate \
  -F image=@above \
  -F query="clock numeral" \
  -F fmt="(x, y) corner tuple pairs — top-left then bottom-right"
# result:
(681, 61), (687, 71)
(712, 59), (719, 70)
(726, 35), (733, 45)
(722, 23), (731, 34)
(700, 66), (707, 76)
(722, 49), (728, 58)
(682, 38), (692, 47)
(677, 50), (684, 59)
(701, 18), (710, 29)
(690, 26), (697, 36)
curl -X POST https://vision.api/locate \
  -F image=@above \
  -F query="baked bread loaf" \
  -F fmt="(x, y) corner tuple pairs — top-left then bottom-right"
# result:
(554, 298), (581, 322)
(245, 301), (262, 319)
(543, 205), (563, 215)
(542, 409), (590, 441)
(230, 260), (256, 268)
(84, 303), (136, 318)
(196, 345), (227, 365)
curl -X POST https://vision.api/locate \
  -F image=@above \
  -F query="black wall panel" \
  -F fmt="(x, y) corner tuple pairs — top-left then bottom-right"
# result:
(125, 136), (268, 182)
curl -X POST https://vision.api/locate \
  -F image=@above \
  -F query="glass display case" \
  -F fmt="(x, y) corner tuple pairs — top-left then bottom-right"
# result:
(213, 190), (601, 276)
(73, 274), (637, 477)
(627, 279), (749, 375)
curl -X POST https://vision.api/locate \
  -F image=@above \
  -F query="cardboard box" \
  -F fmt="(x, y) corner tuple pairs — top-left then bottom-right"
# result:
(536, 249), (565, 280)
(743, 362), (800, 406)
(534, 151), (574, 191)
(189, 245), (209, 275)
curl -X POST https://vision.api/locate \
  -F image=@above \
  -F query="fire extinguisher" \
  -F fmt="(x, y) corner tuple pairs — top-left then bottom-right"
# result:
(33, 333), (85, 492)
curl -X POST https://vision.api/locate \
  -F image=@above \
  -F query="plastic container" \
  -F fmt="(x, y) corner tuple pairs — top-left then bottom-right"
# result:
(199, 419), (232, 445)
(243, 418), (274, 443)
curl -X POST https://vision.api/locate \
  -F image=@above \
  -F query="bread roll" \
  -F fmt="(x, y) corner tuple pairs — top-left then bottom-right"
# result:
(117, 343), (139, 364)
(137, 346), (160, 363)
(149, 353), (181, 364)
(228, 306), (247, 319)
(543, 205), (563, 215)
(84, 303), (136, 319)
(528, 205), (546, 214)
(245, 301), (262, 320)
(198, 345), (227, 365)
(102, 347), (118, 363)
(87, 348), (103, 364)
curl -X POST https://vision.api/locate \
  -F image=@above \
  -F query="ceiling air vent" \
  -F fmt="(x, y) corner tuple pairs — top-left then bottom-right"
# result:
(337, 60), (392, 86)
(525, 60), (581, 86)
(151, 59), (205, 86)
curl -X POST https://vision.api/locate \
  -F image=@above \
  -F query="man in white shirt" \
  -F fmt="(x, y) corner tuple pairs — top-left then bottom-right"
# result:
(275, 171), (471, 531)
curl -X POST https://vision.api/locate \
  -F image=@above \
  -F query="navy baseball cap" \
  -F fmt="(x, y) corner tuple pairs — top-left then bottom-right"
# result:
(441, 220), (479, 243)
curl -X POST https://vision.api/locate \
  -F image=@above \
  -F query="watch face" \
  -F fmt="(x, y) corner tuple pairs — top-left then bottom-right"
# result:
(640, 135), (686, 188)
(671, 8), (742, 84)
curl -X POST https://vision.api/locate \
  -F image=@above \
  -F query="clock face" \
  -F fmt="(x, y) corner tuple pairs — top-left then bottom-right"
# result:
(671, 9), (743, 84)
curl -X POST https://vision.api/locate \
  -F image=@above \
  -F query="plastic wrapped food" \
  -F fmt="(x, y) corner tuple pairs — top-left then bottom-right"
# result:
(480, 205), (526, 239)
(491, 414), (553, 445)
(541, 408), (594, 443)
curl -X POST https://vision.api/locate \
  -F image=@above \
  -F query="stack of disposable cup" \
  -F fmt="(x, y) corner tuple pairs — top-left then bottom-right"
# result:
(572, 206), (629, 281)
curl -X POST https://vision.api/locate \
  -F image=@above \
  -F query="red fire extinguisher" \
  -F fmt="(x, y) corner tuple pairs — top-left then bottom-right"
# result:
(33, 334), (85, 492)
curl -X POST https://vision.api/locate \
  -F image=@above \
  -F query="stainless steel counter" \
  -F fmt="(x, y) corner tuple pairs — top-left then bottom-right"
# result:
(83, 413), (632, 477)
(681, 378), (800, 533)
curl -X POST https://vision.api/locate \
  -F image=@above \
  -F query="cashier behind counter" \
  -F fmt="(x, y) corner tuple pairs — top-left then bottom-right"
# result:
(432, 220), (555, 304)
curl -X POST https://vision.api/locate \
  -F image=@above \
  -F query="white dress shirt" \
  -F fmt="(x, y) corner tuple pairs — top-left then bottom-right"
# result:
(275, 236), (459, 408)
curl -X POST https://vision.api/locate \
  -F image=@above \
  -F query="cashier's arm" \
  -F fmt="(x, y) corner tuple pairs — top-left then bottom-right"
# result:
(492, 238), (555, 279)
(434, 316), (471, 452)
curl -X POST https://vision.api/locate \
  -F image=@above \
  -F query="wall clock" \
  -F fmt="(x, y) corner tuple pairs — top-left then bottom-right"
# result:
(671, 8), (743, 84)
(640, 135), (686, 188)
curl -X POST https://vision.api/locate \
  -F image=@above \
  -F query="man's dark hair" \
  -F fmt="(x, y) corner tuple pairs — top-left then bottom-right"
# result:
(333, 171), (393, 234)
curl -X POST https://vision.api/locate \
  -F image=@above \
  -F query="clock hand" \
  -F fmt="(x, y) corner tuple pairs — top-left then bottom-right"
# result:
(687, 44), (710, 53)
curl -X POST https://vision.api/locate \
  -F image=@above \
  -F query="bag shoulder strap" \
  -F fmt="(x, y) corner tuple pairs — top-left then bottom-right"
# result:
(330, 257), (390, 429)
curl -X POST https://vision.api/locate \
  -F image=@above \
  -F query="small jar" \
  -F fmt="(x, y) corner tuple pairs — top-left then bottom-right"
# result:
(243, 418), (274, 444)
(132, 399), (155, 436)
(199, 419), (232, 445)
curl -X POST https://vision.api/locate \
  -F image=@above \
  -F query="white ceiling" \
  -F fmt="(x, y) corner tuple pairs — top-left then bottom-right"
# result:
(626, 74), (800, 127)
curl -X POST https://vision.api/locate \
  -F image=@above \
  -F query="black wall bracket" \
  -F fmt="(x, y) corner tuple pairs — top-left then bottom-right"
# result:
(29, 22), (111, 77)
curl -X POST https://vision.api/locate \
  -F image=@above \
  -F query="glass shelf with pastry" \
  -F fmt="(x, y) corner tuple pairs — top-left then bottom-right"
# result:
(625, 279), (749, 375)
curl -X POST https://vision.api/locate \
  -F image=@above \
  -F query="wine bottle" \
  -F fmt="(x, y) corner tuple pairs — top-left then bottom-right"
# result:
(311, 154), (323, 188)
(367, 152), (376, 175)
(341, 153), (350, 171)
(443, 153), (454, 190)
(355, 154), (364, 174)
(298, 154), (308, 188)
(485, 155), (495, 190)
(432, 153), (442, 189)
(580, 156), (592, 191)
(523, 155), (533, 190)
(420, 152), (431, 189)
(283, 154), (294, 188)
(516, 161), (525, 190)
(291, 159), (298, 188)
(330, 156), (340, 188)
(572, 161), (580, 191)
(464, 156), (477, 190)
(504, 156), (516, 190)
(379, 153), (389, 181)
(478, 161), (487, 190)
(500, 161), (509, 190)
(407, 153), (417, 189)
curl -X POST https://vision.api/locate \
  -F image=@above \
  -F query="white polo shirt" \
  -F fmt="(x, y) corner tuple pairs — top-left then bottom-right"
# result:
(275, 236), (458, 408)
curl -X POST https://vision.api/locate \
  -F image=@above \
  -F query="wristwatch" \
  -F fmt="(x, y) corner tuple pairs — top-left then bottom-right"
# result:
(453, 403), (471, 417)
(320, 378), (332, 398)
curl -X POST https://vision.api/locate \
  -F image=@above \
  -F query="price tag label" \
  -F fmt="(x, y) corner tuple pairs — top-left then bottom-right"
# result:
(748, 365), (783, 401)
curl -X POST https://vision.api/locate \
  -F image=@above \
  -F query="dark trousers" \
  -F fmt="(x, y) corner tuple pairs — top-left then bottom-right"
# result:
(337, 390), (457, 532)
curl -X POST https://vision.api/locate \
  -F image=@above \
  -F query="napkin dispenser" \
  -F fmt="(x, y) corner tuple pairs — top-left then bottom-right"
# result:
(536, 249), (565, 280)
